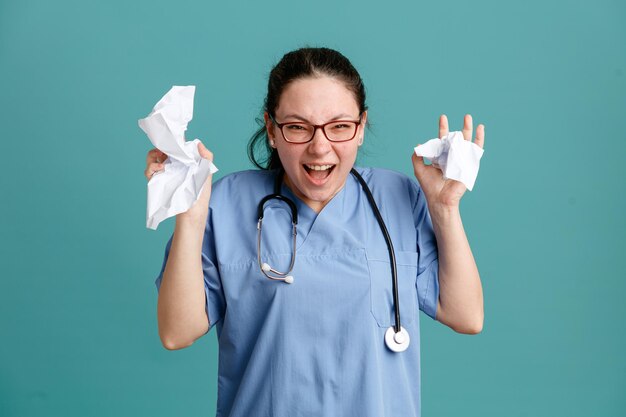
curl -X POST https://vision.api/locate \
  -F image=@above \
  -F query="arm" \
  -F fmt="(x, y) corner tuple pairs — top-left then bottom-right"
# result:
(157, 213), (211, 349)
(146, 143), (214, 350)
(431, 204), (483, 334)
(413, 114), (485, 334)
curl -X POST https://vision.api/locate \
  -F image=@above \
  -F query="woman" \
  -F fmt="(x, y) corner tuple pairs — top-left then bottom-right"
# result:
(145, 47), (484, 417)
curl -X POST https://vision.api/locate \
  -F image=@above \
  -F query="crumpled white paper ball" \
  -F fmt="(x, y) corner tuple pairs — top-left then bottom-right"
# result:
(414, 131), (484, 191)
(138, 86), (218, 230)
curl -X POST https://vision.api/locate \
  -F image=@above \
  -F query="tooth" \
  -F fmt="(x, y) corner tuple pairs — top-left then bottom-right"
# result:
(306, 164), (333, 171)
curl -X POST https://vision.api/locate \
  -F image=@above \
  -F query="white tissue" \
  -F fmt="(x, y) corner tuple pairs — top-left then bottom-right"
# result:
(414, 131), (484, 191)
(138, 85), (218, 230)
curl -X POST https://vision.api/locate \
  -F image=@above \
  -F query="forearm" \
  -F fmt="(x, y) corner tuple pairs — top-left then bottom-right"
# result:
(430, 204), (484, 334)
(157, 209), (210, 349)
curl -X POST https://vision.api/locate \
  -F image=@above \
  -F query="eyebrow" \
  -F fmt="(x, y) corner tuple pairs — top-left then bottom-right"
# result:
(279, 113), (357, 122)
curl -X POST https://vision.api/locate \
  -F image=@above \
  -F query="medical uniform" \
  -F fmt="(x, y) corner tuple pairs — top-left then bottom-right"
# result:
(156, 167), (440, 417)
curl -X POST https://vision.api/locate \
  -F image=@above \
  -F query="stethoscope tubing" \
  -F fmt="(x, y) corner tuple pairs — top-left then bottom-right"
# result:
(256, 168), (408, 351)
(349, 169), (402, 334)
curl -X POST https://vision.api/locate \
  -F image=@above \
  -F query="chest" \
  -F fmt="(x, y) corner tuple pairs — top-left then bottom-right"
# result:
(213, 192), (421, 332)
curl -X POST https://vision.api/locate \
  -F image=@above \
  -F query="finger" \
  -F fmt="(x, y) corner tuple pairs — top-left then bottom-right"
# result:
(144, 163), (163, 180)
(144, 168), (156, 180)
(146, 148), (158, 164)
(197, 141), (214, 161)
(439, 114), (449, 139)
(412, 149), (427, 177)
(475, 124), (485, 149)
(144, 161), (164, 180)
(462, 114), (473, 141)
(146, 148), (168, 164)
(155, 151), (168, 164)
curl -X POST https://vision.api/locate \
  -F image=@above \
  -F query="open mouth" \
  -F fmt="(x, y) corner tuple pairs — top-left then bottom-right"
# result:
(303, 164), (335, 182)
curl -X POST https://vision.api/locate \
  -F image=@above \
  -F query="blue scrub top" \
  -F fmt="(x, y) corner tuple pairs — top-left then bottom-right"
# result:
(156, 167), (439, 417)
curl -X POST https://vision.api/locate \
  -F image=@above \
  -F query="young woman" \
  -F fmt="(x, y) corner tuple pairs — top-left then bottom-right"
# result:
(144, 47), (485, 417)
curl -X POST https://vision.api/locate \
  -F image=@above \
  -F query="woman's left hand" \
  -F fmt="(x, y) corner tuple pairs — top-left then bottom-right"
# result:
(411, 114), (485, 209)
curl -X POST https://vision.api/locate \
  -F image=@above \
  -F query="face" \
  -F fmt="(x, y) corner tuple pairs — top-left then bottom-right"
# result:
(264, 76), (367, 213)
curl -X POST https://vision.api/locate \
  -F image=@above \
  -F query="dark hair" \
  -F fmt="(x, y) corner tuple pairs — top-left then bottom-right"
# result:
(247, 47), (368, 170)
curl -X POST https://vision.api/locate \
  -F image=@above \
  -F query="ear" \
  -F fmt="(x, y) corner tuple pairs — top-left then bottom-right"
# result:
(264, 112), (274, 140)
(358, 110), (368, 146)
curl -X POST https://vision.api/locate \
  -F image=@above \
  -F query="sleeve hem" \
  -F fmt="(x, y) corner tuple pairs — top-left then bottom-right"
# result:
(417, 258), (439, 320)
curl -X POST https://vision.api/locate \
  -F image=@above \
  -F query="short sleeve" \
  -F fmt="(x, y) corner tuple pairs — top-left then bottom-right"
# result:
(412, 183), (440, 320)
(154, 207), (226, 332)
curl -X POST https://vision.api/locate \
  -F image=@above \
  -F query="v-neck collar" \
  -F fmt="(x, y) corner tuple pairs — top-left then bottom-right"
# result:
(277, 171), (353, 251)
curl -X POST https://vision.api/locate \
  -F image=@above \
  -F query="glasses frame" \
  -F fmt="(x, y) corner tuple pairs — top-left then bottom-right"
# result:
(269, 113), (363, 144)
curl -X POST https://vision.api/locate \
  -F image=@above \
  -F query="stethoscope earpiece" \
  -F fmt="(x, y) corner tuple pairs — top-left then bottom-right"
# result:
(257, 186), (299, 284)
(259, 257), (296, 284)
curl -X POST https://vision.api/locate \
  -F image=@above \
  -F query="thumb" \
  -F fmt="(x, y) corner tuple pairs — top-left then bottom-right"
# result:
(411, 147), (426, 177)
(197, 140), (214, 162)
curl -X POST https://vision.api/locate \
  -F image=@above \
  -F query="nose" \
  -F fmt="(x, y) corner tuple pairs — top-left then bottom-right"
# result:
(307, 126), (332, 155)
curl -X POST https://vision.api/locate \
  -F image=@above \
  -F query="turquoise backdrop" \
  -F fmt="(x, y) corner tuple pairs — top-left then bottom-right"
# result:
(1, 0), (625, 415)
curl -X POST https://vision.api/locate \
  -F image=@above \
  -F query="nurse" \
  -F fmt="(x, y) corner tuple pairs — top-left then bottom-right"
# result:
(145, 47), (484, 417)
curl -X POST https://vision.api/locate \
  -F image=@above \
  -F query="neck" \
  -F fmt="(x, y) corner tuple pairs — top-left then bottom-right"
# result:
(283, 173), (341, 214)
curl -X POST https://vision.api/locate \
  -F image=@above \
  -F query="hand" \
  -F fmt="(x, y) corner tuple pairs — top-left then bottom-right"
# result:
(189, 141), (215, 213)
(411, 114), (485, 209)
(144, 148), (168, 180)
(144, 141), (215, 220)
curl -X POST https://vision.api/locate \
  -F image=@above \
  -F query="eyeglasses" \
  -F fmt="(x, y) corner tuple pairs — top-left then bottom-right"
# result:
(270, 114), (363, 143)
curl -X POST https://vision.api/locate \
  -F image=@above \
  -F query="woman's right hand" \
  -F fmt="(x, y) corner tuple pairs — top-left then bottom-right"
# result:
(144, 141), (215, 222)
(150, 141), (215, 349)
(144, 148), (168, 180)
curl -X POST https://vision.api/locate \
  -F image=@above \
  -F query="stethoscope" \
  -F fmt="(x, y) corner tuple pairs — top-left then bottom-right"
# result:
(256, 168), (411, 353)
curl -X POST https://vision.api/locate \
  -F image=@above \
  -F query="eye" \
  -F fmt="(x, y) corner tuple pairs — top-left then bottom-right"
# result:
(329, 122), (354, 130)
(285, 124), (307, 131)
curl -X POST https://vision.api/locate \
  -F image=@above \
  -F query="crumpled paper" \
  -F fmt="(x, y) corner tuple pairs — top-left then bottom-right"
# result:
(138, 85), (218, 230)
(414, 131), (484, 191)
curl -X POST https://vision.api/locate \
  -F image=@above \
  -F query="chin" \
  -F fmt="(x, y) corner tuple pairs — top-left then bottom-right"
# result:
(305, 190), (335, 203)
(284, 164), (350, 209)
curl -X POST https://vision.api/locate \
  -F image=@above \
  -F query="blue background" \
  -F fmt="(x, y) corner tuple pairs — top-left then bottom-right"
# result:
(1, 0), (625, 415)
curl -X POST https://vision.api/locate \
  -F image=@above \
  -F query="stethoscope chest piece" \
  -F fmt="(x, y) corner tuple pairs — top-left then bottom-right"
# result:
(385, 326), (410, 352)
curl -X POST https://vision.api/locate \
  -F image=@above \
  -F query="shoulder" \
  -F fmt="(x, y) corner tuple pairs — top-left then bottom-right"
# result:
(206, 169), (277, 236)
(211, 169), (276, 201)
(355, 166), (413, 182)
(207, 169), (278, 214)
(354, 166), (422, 201)
(213, 169), (274, 187)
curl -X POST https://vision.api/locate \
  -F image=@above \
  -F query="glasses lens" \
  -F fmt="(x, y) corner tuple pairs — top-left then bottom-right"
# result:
(283, 123), (314, 143)
(325, 121), (358, 142)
